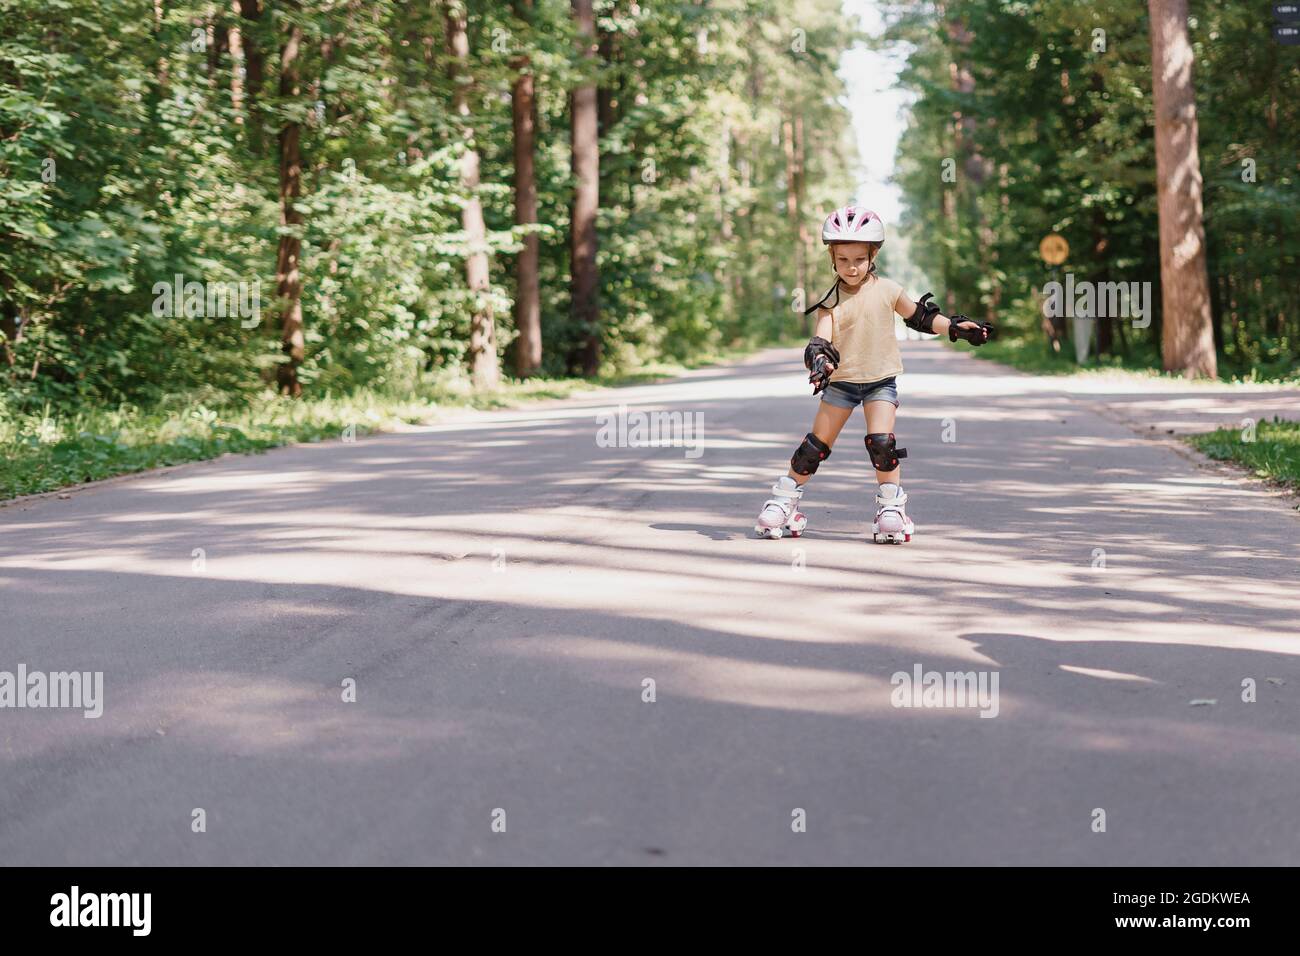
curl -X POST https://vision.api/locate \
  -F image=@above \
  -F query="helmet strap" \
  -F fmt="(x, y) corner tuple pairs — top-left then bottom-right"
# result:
(803, 278), (842, 316)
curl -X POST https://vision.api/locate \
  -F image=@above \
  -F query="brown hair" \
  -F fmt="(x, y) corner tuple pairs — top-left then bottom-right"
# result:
(827, 240), (882, 266)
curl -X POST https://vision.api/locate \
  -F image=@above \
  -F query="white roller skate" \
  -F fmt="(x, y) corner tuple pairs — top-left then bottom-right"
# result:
(872, 484), (914, 545)
(755, 476), (808, 539)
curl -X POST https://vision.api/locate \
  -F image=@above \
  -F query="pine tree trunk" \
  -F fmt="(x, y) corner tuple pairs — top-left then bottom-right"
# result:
(274, 2), (304, 396)
(1, 276), (21, 368)
(228, 0), (245, 117)
(208, 20), (228, 86)
(946, 10), (983, 316)
(781, 114), (805, 327)
(718, 120), (737, 306)
(153, 1), (169, 90)
(793, 113), (810, 328)
(569, 0), (600, 376)
(239, 0), (265, 150)
(597, 20), (615, 138)
(1147, 0), (1216, 378)
(511, 0), (541, 377)
(445, 1), (499, 390)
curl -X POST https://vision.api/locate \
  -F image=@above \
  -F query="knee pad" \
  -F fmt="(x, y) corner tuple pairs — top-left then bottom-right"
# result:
(790, 433), (832, 476)
(865, 432), (907, 471)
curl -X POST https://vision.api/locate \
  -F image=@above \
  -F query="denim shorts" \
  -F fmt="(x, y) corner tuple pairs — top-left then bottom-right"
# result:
(820, 376), (900, 409)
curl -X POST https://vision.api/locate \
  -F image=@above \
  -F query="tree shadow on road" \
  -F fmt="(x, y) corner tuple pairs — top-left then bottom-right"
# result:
(2, 342), (1298, 865)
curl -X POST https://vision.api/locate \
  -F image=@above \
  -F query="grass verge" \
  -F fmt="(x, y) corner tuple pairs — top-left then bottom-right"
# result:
(966, 327), (1168, 378)
(1186, 418), (1300, 500)
(966, 325), (1300, 385)
(0, 338), (780, 502)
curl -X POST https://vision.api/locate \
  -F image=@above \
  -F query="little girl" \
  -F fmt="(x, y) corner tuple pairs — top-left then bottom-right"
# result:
(754, 205), (993, 543)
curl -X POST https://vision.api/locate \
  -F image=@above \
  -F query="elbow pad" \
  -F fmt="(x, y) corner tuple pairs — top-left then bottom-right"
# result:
(904, 292), (941, 334)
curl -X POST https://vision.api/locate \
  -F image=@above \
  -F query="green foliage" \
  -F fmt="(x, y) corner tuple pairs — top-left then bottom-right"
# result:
(885, 0), (1299, 379)
(1, 0), (856, 415)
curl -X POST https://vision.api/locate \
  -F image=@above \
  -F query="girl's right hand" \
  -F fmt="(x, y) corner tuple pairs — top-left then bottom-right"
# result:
(809, 357), (836, 394)
(804, 335), (840, 371)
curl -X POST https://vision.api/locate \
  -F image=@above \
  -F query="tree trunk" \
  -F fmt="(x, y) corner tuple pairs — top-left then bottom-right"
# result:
(1147, 0), (1216, 378)
(781, 114), (806, 328)
(445, 1), (499, 390)
(275, 2), (304, 396)
(940, 121), (957, 315)
(209, 19), (228, 86)
(1, 276), (23, 369)
(718, 120), (738, 307)
(793, 113), (810, 327)
(239, 0), (265, 149)
(945, 9), (983, 317)
(153, 1), (169, 91)
(228, 0), (245, 117)
(738, 131), (754, 318)
(511, 0), (541, 377)
(1092, 210), (1113, 355)
(597, 18), (615, 139)
(1208, 254), (1224, 359)
(569, 0), (600, 376)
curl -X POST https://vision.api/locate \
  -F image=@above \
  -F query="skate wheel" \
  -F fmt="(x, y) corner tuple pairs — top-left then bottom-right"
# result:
(904, 534), (912, 542)
(789, 529), (802, 538)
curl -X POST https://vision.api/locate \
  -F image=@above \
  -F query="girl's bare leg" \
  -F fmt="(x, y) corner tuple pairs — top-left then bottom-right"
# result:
(789, 402), (854, 484)
(862, 399), (913, 542)
(863, 400), (900, 485)
(756, 401), (853, 538)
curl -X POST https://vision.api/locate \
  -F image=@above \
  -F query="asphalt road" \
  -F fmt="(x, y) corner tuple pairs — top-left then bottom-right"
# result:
(2, 342), (1298, 865)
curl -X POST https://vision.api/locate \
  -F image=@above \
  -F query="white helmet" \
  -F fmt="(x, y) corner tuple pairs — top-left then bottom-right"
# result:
(821, 205), (885, 244)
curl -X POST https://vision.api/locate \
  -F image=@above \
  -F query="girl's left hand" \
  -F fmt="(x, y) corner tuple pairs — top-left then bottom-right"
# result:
(948, 316), (994, 346)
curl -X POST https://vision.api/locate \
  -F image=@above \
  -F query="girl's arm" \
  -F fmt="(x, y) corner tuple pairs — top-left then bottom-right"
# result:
(813, 308), (833, 342)
(894, 290), (992, 344)
(810, 309), (835, 372)
(893, 294), (972, 336)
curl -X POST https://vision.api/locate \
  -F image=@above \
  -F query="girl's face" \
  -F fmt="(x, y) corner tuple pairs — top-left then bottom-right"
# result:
(829, 242), (873, 286)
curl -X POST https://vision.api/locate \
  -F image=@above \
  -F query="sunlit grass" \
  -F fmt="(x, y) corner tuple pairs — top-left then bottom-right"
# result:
(966, 321), (1300, 385)
(0, 336), (783, 501)
(1187, 418), (1300, 500)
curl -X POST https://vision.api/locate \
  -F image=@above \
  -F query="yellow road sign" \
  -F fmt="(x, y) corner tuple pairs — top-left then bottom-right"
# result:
(1039, 234), (1069, 265)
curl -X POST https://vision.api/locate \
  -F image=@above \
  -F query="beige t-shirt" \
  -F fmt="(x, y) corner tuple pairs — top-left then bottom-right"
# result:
(822, 274), (906, 383)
